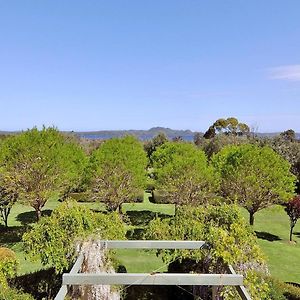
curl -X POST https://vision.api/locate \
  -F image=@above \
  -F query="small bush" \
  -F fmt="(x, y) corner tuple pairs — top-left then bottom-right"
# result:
(284, 283), (300, 300)
(0, 287), (34, 300)
(0, 247), (18, 278)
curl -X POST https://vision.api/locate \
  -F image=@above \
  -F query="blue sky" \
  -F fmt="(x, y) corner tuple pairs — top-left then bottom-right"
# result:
(0, 1), (299, 132)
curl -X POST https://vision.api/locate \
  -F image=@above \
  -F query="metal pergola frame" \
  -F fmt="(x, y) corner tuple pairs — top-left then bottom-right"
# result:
(55, 240), (251, 300)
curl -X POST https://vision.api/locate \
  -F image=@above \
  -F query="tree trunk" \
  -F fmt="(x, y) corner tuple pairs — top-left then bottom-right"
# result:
(118, 204), (123, 214)
(249, 211), (255, 226)
(4, 215), (8, 227)
(36, 208), (42, 221)
(290, 223), (295, 242)
(1, 208), (10, 227)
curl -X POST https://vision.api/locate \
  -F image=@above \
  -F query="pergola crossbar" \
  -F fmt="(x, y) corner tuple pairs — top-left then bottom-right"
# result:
(54, 240), (252, 300)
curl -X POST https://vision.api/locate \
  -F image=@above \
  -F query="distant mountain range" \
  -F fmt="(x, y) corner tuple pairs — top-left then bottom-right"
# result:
(1, 127), (299, 141)
(75, 127), (300, 141)
(76, 127), (196, 141)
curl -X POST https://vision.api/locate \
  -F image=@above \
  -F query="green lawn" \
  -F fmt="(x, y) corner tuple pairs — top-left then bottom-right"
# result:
(241, 206), (300, 283)
(1, 193), (299, 284)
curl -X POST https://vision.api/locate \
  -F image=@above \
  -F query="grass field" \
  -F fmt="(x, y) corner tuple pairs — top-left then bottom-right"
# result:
(0, 193), (299, 284)
(241, 206), (300, 283)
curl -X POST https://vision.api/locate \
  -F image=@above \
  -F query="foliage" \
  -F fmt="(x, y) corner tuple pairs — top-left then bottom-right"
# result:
(144, 133), (168, 163)
(0, 248), (31, 300)
(193, 132), (203, 146)
(89, 136), (148, 211)
(201, 133), (251, 159)
(10, 267), (61, 300)
(0, 287), (34, 300)
(0, 127), (87, 220)
(280, 129), (296, 142)
(151, 142), (219, 206)
(284, 195), (300, 242)
(263, 136), (300, 188)
(212, 144), (296, 225)
(0, 247), (18, 279)
(263, 276), (300, 300)
(0, 174), (18, 227)
(145, 204), (269, 300)
(22, 200), (126, 273)
(203, 117), (250, 139)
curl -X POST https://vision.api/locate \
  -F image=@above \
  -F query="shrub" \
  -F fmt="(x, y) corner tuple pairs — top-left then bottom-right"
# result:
(146, 204), (269, 300)
(23, 200), (126, 273)
(0, 247), (18, 278)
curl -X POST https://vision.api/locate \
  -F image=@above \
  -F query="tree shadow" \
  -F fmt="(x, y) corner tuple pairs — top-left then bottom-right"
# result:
(125, 210), (170, 227)
(16, 210), (52, 226)
(293, 232), (300, 239)
(255, 231), (281, 242)
(0, 226), (27, 245)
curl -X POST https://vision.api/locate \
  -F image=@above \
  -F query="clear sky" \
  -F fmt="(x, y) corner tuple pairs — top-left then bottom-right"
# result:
(0, 1), (299, 132)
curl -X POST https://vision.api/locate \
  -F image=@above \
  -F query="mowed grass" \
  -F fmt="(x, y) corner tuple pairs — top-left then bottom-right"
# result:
(1, 193), (299, 284)
(241, 205), (300, 283)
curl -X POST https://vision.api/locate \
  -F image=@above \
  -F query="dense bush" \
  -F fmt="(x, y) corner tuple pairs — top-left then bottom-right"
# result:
(0, 247), (18, 278)
(0, 287), (34, 300)
(23, 200), (126, 273)
(146, 204), (270, 300)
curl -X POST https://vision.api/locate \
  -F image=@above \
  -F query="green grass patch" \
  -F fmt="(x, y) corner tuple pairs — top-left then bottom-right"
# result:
(241, 205), (300, 283)
(1, 192), (299, 284)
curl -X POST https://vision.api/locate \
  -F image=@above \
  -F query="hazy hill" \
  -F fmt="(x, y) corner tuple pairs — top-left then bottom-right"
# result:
(1, 128), (300, 141)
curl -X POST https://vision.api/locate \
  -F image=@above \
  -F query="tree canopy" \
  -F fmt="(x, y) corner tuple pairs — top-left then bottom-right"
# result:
(0, 127), (87, 220)
(204, 117), (250, 139)
(151, 142), (219, 206)
(89, 136), (147, 211)
(212, 144), (296, 225)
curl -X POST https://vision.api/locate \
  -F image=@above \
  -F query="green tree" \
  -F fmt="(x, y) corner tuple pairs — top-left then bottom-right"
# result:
(204, 117), (250, 139)
(280, 129), (296, 142)
(0, 174), (18, 227)
(212, 144), (296, 225)
(152, 142), (219, 207)
(284, 195), (300, 242)
(89, 136), (147, 211)
(0, 127), (87, 221)
(193, 132), (203, 146)
(144, 133), (168, 163)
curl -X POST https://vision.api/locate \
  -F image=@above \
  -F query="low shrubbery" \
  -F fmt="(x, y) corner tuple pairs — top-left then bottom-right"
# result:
(22, 200), (126, 273)
(146, 204), (269, 300)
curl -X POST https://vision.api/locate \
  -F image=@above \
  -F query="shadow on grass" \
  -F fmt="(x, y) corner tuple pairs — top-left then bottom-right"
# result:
(16, 210), (52, 226)
(0, 226), (27, 245)
(293, 232), (300, 239)
(255, 231), (282, 242)
(125, 210), (171, 227)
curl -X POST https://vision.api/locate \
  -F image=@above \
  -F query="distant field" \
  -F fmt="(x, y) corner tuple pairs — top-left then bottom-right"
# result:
(1, 194), (299, 284)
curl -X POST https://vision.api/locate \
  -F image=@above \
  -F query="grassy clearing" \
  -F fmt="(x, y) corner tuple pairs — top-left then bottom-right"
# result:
(1, 193), (299, 283)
